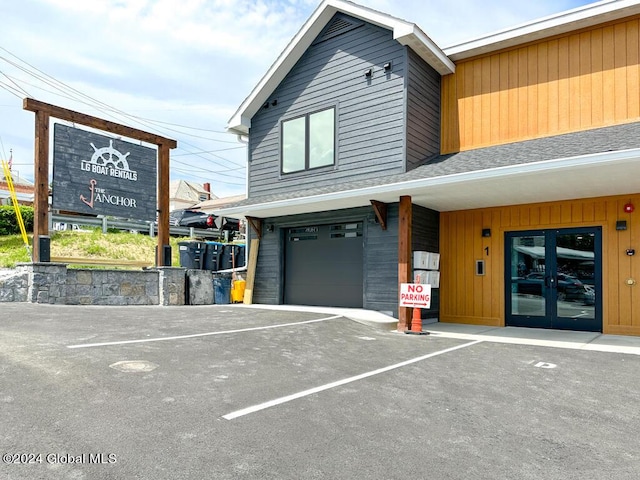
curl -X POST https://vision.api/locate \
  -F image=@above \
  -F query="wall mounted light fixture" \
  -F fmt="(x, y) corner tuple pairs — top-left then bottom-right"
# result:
(383, 62), (392, 72)
(364, 68), (372, 78)
(617, 220), (628, 231)
(482, 228), (491, 237)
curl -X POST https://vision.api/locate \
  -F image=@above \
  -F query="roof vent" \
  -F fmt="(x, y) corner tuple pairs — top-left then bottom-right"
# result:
(315, 14), (364, 44)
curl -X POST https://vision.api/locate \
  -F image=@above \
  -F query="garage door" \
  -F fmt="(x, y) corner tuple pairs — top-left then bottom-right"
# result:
(285, 222), (363, 308)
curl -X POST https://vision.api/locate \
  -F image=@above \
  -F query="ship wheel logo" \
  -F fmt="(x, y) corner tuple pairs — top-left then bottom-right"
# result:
(90, 140), (131, 170)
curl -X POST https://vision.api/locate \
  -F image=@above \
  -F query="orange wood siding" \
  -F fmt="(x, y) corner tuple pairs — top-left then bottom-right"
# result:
(441, 16), (640, 153)
(439, 194), (640, 335)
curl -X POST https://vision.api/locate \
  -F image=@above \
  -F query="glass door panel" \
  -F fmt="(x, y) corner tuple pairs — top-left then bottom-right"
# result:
(509, 234), (547, 319)
(505, 228), (601, 332)
(554, 231), (598, 330)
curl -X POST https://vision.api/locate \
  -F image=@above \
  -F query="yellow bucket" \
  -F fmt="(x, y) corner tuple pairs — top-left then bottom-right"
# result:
(231, 279), (246, 303)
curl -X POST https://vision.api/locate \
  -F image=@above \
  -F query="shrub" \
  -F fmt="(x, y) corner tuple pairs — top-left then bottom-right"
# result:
(0, 205), (34, 236)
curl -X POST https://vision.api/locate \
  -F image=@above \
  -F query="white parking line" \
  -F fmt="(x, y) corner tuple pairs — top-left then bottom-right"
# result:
(67, 315), (342, 349)
(223, 339), (483, 420)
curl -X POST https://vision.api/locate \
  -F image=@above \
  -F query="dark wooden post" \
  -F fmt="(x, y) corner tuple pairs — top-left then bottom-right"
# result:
(23, 98), (177, 266)
(157, 144), (171, 266)
(398, 195), (412, 331)
(32, 109), (50, 262)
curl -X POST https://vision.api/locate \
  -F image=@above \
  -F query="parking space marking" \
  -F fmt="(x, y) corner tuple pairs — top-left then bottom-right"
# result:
(223, 339), (483, 420)
(67, 315), (342, 349)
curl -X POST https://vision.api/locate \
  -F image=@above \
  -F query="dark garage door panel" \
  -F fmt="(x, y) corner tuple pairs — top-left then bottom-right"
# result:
(285, 223), (363, 308)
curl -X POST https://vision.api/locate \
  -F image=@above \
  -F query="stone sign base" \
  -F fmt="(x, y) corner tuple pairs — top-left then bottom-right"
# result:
(0, 263), (192, 306)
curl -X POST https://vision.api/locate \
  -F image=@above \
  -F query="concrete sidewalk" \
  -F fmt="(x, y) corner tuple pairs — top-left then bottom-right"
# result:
(228, 304), (640, 355)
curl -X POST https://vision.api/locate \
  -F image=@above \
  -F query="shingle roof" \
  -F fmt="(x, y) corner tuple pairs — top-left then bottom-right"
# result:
(225, 121), (640, 210)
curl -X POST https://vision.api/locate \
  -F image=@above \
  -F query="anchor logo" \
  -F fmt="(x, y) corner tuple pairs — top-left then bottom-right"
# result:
(80, 179), (97, 209)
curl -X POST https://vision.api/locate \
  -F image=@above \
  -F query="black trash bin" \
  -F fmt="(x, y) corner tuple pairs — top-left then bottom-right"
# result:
(220, 244), (246, 270)
(236, 244), (246, 268)
(178, 241), (205, 269)
(203, 242), (224, 271)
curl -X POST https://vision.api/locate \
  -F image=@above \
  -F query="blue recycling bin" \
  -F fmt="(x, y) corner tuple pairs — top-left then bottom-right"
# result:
(213, 276), (232, 304)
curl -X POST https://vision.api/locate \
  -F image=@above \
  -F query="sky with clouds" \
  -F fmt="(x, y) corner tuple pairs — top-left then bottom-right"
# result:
(0, 0), (597, 199)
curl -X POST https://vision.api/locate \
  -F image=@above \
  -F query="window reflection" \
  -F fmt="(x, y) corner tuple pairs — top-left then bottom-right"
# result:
(309, 109), (334, 169)
(281, 107), (335, 173)
(282, 117), (306, 173)
(510, 236), (546, 316)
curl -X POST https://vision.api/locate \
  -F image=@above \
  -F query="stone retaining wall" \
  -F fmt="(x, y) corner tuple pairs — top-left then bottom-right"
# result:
(0, 263), (187, 306)
(0, 264), (239, 306)
(65, 268), (160, 305)
(0, 267), (29, 302)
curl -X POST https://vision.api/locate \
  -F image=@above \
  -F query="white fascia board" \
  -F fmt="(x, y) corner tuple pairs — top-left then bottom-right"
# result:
(226, 2), (337, 135)
(337, 1), (453, 73)
(395, 25), (455, 75)
(226, 0), (453, 134)
(445, 0), (640, 60)
(217, 147), (640, 218)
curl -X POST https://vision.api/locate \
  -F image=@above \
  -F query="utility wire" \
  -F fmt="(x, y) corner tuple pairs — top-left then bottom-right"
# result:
(0, 69), (31, 97)
(0, 47), (246, 172)
(0, 80), (25, 99)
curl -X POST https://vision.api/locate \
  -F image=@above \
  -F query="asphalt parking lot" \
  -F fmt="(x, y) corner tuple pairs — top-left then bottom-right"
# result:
(1, 303), (639, 480)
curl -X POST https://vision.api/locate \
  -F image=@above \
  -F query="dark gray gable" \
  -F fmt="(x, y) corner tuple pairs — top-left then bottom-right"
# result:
(248, 12), (408, 197)
(313, 13), (365, 45)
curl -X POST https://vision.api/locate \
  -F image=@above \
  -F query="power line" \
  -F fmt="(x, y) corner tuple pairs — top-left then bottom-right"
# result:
(172, 146), (245, 157)
(0, 47), (247, 175)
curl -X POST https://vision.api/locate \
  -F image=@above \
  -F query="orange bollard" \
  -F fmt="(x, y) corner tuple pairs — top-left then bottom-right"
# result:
(410, 307), (422, 332)
(405, 307), (430, 335)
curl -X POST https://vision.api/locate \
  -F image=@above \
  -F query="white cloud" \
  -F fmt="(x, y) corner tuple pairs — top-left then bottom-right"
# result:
(0, 0), (597, 198)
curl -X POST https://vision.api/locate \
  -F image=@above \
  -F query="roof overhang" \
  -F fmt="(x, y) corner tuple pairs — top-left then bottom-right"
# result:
(444, 0), (640, 61)
(215, 148), (640, 219)
(0, 190), (34, 203)
(226, 0), (454, 136)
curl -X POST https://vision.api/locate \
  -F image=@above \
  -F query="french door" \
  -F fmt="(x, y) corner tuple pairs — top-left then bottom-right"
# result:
(505, 227), (602, 332)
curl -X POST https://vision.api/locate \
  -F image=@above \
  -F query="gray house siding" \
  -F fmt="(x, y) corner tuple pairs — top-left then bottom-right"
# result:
(364, 204), (399, 316)
(249, 202), (440, 319)
(248, 13), (407, 198)
(412, 205), (440, 318)
(406, 49), (441, 171)
(250, 206), (398, 312)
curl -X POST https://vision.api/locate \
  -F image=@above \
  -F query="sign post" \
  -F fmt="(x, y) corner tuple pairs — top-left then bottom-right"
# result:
(400, 282), (431, 335)
(23, 98), (177, 266)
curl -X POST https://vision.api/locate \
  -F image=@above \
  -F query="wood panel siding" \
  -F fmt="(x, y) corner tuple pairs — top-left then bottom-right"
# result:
(248, 14), (407, 197)
(441, 16), (640, 153)
(439, 194), (640, 335)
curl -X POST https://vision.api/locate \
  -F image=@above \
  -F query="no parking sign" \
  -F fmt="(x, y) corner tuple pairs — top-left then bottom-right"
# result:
(399, 283), (432, 308)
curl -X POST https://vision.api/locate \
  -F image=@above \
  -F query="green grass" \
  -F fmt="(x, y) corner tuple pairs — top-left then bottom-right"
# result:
(0, 230), (193, 269)
(0, 234), (32, 267)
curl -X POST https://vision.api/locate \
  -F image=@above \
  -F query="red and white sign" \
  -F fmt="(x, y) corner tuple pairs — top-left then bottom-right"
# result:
(399, 283), (432, 308)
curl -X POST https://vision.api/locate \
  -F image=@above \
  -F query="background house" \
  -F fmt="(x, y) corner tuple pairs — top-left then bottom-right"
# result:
(220, 0), (640, 336)
(169, 180), (215, 212)
(1, 170), (34, 206)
